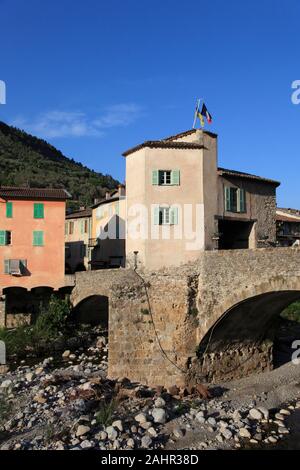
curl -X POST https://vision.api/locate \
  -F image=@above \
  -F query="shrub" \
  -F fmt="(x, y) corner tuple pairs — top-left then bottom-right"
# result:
(95, 399), (117, 427)
(281, 301), (300, 323)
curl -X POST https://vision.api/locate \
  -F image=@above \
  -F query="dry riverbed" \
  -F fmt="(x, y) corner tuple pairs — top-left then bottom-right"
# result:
(0, 334), (300, 451)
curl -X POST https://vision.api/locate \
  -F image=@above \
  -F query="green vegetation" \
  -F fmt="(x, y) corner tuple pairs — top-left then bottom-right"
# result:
(281, 301), (300, 323)
(95, 399), (117, 427)
(0, 121), (119, 210)
(0, 296), (71, 357)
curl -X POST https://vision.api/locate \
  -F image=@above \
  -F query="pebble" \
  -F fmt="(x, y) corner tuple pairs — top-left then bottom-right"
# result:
(135, 413), (147, 424)
(112, 420), (123, 432)
(239, 428), (251, 439)
(106, 426), (118, 440)
(249, 408), (263, 420)
(154, 397), (166, 408)
(141, 435), (152, 448)
(152, 408), (166, 424)
(76, 425), (90, 437)
(221, 428), (233, 440)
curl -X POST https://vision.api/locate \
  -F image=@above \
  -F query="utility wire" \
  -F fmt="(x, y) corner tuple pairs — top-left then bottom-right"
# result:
(133, 267), (187, 375)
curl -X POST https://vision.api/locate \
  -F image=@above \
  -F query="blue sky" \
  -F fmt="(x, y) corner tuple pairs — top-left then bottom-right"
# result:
(0, 0), (299, 207)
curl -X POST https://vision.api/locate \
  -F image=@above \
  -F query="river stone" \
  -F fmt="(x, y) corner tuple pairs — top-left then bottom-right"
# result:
(80, 440), (93, 449)
(152, 408), (166, 424)
(112, 420), (123, 432)
(257, 406), (269, 420)
(173, 427), (184, 439)
(222, 428), (233, 440)
(127, 438), (135, 448)
(135, 413), (147, 424)
(147, 427), (157, 437)
(279, 409), (290, 416)
(249, 408), (263, 420)
(239, 427), (251, 439)
(76, 425), (90, 437)
(141, 435), (152, 448)
(0, 379), (12, 389)
(154, 397), (166, 408)
(106, 426), (118, 440)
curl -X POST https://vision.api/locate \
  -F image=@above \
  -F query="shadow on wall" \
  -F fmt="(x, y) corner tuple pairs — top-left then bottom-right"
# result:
(71, 295), (109, 327)
(189, 290), (300, 384)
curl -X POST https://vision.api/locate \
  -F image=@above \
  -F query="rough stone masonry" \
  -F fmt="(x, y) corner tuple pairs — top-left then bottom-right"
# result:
(71, 247), (300, 388)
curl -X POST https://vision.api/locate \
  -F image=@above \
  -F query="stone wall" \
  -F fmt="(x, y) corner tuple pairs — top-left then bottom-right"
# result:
(71, 248), (300, 387)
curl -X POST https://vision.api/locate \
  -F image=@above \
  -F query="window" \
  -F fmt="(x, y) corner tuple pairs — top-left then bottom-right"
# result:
(159, 170), (171, 185)
(34, 203), (44, 219)
(33, 231), (44, 246)
(69, 221), (74, 235)
(6, 202), (13, 218)
(4, 259), (27, 275)
(154, 206), (179, 225)
(152, 169), (180, 186)
(65, 223), (68, 235)
(224, 187), (246, 213)
(0, 230), (11, 245)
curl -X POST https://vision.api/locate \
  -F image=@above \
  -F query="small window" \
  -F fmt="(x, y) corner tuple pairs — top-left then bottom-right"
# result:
(69, 222), (74, 235)
(33, 231), (44, 246)
(159, 170), (172, 185)
(159, 207), (170, 224)
(34, 203), (44, 219)
(6, 202), (13, 218)
(0, 230), (11, 245)
(224, 186), (246, 213)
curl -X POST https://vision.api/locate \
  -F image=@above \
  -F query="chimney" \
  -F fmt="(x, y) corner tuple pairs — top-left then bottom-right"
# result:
(105, 191), (110, 200)
(118, 185), (126, 197)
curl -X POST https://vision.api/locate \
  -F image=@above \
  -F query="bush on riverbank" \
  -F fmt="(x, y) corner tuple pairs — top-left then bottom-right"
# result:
(281, 301), (300, 322)
(0, 296), (72, 357)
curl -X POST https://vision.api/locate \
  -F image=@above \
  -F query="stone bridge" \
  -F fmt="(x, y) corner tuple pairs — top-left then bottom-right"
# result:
(71, 248), (300, 387)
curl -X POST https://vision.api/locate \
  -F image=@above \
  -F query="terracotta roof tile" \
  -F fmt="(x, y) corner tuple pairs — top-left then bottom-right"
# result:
(218, 168), (280, 186)
(0, 186), (71, 200)
(123, 140), (204, 157)
(66, 208), (92, 219)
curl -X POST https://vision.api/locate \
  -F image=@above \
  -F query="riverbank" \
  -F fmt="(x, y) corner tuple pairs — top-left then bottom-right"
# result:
(0, 335), (300, 450)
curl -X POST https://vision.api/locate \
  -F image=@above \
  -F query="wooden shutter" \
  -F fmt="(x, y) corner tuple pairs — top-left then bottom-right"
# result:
(170, 207), (179, 225)
(33, 231), (44, 246)
(224, 187), (231, 211)
(171, 170), (180, 185)
(0, 230), (6, 245)
(238, 189), (246, 212)
(153, 206), (160, 225)
(6, 202), (13, 218)
(34, 203), (44, 218)
(152, 170), (159, 185)
(4, 259), (10, 274)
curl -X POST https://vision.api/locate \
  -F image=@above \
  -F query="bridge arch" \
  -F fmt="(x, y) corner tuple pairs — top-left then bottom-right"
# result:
(71, 294), (109, 327)
(191, 278), (300, 383)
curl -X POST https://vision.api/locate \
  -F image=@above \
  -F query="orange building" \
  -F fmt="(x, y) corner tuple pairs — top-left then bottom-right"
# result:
(0, 187), (70, 289)
(0, 187), (71, 327)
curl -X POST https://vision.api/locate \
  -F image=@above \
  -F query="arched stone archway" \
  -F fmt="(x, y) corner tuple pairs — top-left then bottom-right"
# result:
(71, 295), (109, 327)
(190, 288), (300, 384)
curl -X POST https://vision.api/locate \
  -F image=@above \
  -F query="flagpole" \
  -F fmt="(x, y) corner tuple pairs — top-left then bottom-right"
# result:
(193, 98), (201, 129)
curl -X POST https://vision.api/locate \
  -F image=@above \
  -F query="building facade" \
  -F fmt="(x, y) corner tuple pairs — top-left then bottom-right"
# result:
(124, 129), (280, 269)
(276, 208), (300, 246)
(90, 186), (126, 269)
(0, 187), (71, 327)
(65, 208), (92, 273)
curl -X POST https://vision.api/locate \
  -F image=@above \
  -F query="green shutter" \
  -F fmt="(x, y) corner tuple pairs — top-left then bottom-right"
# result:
(0, 230), (6, 246)
(224, 187), (231, 211)
(34, 203), (44, 219)
(4, 260), (10, 274)
(170, 207), (179, 225)
(33, 231), (44, 246)
(153, 206), (160, 225)
(238, 189), (246, 213)
(171, 170), (180, 185)
(6, 202), (13, 218)
(152, 170), (159, 185)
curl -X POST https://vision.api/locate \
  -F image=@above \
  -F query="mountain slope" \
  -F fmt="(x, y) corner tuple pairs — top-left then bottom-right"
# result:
(0, 121), (119, 210)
